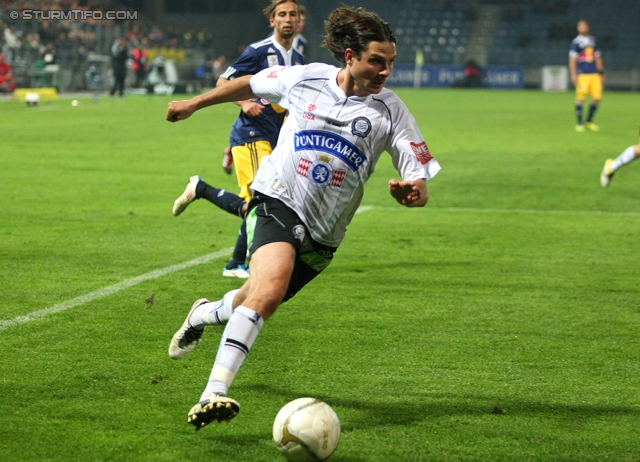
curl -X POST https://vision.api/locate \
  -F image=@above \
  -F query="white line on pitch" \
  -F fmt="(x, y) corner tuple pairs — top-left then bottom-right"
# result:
(355, 205), (374, 214)
(436, 207), (640, 217)
(0, 205), (377, 332)
(363, 205), (640, 217)
(0, 247), (233, 332)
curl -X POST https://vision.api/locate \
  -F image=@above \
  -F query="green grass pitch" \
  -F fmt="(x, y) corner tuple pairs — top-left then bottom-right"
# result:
(1, 88), (639, 461)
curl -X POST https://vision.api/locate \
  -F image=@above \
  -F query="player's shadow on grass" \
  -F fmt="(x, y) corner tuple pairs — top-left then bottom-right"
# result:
(244, 383), (640, 431)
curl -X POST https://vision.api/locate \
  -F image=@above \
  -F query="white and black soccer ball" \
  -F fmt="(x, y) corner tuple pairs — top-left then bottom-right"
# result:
(273, 398), (341, 462)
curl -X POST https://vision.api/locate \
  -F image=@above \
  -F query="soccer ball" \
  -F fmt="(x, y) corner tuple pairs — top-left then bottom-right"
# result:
(273, 398), (341, 461)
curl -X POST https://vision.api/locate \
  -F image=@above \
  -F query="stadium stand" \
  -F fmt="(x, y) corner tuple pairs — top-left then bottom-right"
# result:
(1, 0), (637, 91)
(0, 0), (213, 91)
(394, 0), (476, 65)
(489, 0), (639, 71)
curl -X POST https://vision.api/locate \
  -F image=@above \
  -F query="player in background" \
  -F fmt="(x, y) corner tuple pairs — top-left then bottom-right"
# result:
(569, 20), (604, 132)
(293, 4), (308, 56)
(165, 6), (441, 430)
(222, 4), (307, 176)
(600, 135), (640, 187)
(172, 0), (304, 278)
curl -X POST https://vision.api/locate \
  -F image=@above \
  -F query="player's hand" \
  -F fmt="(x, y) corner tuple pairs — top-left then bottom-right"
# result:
(240, 100), (265, 117)
(389, 178), (428, 207)
(166, 99), (197, 122)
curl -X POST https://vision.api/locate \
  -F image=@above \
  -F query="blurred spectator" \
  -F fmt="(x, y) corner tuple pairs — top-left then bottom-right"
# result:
(40, 42), (57, 64)
(110, 37), (128, 99)
(0, 52), (16, 92)
(453, 59), (483, 88)
(3, 25), (21, 61)
(196, 57), (214, 87)
(132, 38), (149, 88)
(197, 28), (212, 49)
(212, 55), (226, 80)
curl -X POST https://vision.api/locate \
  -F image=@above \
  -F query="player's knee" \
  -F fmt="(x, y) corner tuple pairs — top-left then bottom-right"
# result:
(245, 285), (287, 319)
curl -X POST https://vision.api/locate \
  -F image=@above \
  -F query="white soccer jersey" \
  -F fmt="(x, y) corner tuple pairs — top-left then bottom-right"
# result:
(250, 63), (441, 247)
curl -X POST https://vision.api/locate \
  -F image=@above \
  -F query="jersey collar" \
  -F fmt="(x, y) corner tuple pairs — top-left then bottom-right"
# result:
(270, 35), (293, 66)
(330, 67), (373, 102)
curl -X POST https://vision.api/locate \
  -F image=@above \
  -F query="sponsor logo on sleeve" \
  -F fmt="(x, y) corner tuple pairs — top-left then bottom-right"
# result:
(351, 117), (371, 138)
(410, 141), (433, 164)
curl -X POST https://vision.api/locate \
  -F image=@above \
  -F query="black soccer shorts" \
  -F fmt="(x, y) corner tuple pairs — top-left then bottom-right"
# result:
(245, 193), (336, 302)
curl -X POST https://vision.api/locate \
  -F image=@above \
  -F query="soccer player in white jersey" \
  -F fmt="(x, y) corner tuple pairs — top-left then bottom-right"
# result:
(165, 6), (441, 430)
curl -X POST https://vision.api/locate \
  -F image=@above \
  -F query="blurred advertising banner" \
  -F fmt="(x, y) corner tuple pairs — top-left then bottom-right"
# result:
(387, 64), (524, 89)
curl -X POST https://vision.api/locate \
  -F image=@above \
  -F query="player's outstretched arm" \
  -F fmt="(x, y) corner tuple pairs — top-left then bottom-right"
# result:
(166, 75), (255, 122)
(217, 76), (262, 114)
(389, 178), (429, 207)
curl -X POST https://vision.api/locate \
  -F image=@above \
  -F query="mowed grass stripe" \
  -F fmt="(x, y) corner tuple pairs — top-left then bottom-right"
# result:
(0, 206), (377, 332)
(0, 247), (233, 331)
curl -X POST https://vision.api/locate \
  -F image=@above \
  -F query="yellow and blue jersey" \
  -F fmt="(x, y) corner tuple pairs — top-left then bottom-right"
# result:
(569, 35), (600, 75)
(220, 35), (305, 149)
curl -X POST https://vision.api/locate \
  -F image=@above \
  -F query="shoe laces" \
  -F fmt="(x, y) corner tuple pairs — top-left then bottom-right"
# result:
(179, 325), (203, 346)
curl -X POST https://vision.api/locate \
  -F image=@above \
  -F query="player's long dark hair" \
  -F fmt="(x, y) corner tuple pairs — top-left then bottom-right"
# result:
(322, 6), (396, 66)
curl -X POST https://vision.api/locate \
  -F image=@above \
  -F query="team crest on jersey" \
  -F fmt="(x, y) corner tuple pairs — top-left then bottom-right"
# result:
(267, 54), (279, 67)
(351, 117), (371, 138)
(297, 155), (346, 190)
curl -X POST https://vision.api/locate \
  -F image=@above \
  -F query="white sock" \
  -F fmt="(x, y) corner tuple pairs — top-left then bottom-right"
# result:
(188, 289), (238, 328)
(200, 306), (263, 400)
(611, 146), (637, 172)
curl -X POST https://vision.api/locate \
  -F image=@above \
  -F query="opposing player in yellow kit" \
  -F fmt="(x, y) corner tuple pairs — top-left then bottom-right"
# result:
(569, 20), (604, 132)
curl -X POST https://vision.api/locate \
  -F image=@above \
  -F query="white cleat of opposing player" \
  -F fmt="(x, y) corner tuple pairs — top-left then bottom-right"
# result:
(172, 175), (201, 216)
